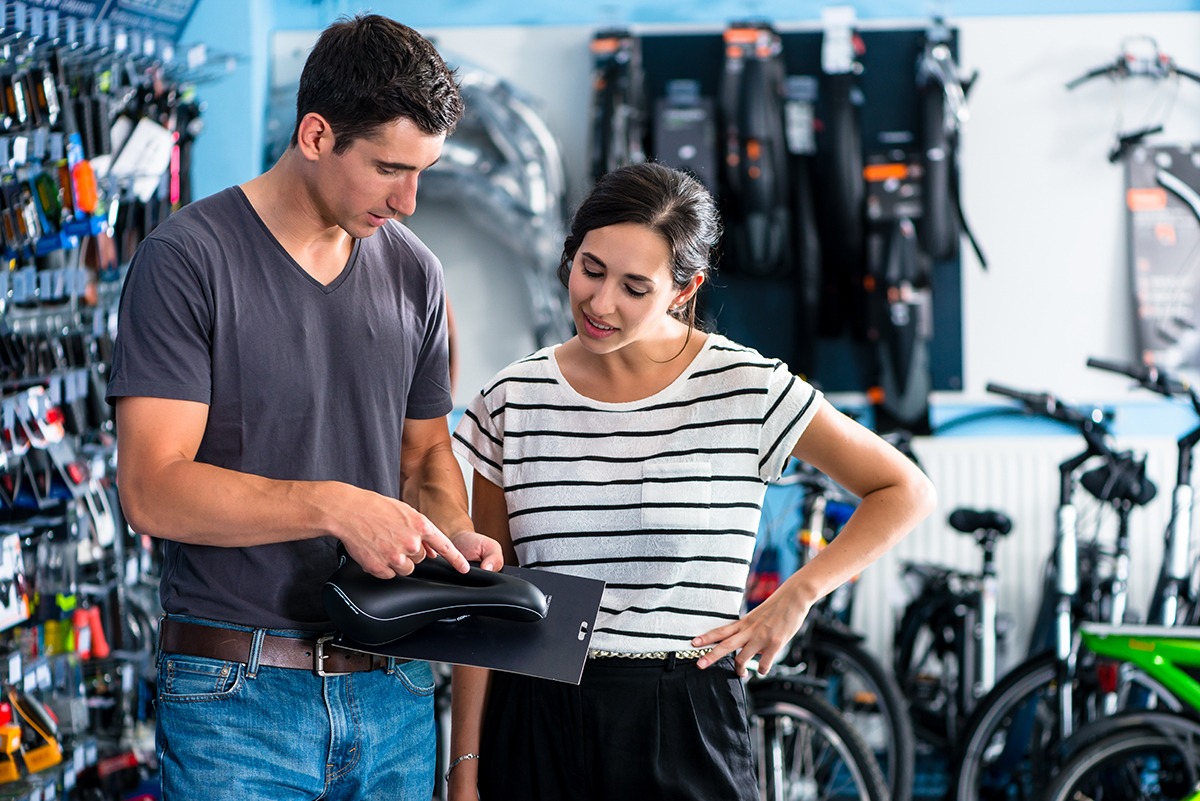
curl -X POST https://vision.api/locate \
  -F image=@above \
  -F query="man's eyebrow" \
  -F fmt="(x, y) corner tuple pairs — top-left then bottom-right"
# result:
(375, 155), (442, 171)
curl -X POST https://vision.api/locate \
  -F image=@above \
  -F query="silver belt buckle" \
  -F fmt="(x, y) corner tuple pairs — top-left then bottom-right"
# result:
(314, 635), (351, 676)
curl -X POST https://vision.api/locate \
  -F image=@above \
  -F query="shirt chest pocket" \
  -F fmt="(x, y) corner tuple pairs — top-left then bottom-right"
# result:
(641, 461), (712, 530)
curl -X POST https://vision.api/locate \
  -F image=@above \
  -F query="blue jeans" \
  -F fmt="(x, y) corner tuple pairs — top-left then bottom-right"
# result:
(155, 616), (436, 801)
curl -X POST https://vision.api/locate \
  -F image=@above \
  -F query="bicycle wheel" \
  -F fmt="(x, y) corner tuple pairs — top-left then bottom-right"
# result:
(808, 633), (916, 801)
(951, 652), (1183, 801)
(1043, 718), (1200, 801)
(892, 578), (966, 748)
(951, 652), (1066, 801)
(750, 683), (888, 801)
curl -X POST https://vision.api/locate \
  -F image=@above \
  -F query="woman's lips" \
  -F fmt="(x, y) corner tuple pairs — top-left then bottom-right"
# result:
(581, 312), (617, 338)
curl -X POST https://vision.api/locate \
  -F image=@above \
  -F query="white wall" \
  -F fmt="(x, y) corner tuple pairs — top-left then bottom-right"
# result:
(957, 12), (1200, 402)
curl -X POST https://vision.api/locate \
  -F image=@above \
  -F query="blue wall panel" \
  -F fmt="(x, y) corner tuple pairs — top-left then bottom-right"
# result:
(272, 0), (1200, 28)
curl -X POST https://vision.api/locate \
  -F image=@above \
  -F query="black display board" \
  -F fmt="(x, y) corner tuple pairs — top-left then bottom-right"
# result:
(1125, 142), (1200, 375)
(638, 27), (964, 396)
(336, 565), (605, 685)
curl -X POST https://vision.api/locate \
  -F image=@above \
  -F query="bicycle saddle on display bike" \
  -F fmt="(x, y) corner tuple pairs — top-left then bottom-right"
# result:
(323, 552), (550, 647)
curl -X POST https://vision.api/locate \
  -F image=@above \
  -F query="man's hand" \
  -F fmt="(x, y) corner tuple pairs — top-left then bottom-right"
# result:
(332, 485), (471, 579)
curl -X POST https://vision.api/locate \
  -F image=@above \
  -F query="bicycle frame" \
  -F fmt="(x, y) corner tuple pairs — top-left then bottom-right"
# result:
(1080, 624), (1200, 712)
(1046, 409), (1114, 742)
(1088, 357), (1200, 630)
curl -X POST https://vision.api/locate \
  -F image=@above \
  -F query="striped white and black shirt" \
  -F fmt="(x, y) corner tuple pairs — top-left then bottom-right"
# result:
(452, 334), (822, 653)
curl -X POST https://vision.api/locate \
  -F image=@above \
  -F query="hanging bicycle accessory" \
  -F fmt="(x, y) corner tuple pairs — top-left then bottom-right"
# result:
(864, 215), (933, 433)
(815, 6), (865, 330)
(1066, 34), (1200, 163)
(783, 74), (823, 378)
(916, 19), (984, 267)
(323, 554), (549, 647)
(420, 58), (573, 347)
(719, 21), (792, 277)
(588, 28), (647, 182)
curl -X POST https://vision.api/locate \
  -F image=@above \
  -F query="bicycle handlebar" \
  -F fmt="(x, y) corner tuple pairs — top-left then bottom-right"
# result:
(1087, 356), (1200, 417)
(1087, 356), (1190, 395)
(985, 382), (1082, 423)
(1065, 42), (1200, 91)
(985, 382), (1116, 456)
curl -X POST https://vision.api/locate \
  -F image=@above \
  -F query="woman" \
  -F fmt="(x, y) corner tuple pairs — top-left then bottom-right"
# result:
(449, 162), (935, 800)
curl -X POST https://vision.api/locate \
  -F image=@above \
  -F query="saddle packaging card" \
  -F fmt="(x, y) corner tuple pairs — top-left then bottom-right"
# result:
(335, 565), (605, 685)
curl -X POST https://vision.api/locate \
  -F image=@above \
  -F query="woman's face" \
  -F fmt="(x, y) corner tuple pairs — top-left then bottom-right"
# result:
(567, 222), (694, 355)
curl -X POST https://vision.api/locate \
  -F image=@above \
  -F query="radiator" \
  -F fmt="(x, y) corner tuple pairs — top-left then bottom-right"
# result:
(850, 435), (1180, 675)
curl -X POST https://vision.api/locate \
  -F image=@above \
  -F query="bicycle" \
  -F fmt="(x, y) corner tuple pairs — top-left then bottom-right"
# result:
(1087, 356), (1200, 631)
(950, 381), (1169, 801)
(892, 506), (1013, 750)
(1042, 622), (1200, 801)
(753, 459), (917, 801)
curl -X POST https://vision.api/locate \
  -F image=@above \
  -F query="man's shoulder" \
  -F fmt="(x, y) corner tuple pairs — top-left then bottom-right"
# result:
(144, 187), (249, 246)
(368, 220), (434, 262)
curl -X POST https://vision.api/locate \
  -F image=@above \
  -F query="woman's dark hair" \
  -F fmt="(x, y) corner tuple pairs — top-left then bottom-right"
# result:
(558, 163), (722, 323)
(291, 14), (464, 154)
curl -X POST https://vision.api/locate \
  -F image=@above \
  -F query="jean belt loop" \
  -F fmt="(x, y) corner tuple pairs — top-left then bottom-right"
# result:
(246, 628), (265, 678)
(665, 651), (678, 672)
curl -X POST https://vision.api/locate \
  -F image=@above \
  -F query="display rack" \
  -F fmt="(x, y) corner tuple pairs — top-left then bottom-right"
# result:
(0, 1), (210, 798)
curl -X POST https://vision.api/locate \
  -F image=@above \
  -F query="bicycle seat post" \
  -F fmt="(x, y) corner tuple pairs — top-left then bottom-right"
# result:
(977, 526), (1001, 697)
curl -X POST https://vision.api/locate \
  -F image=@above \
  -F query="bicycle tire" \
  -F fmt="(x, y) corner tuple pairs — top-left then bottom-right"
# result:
(1043, 717), (1200, 801)
(750, 682), (889, 801)
(951, 652), (1064, 801)
(951, 652), (1183, 801)
(917, 78), (957, 261)
(808, 633), (916, 801)
(892, 575), (969, 748)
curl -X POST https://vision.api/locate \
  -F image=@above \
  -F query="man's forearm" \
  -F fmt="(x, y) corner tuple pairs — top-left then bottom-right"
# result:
(118, 458), (342, 546)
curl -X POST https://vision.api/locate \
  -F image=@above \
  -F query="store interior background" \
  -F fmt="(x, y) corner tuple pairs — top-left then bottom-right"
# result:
(174, 0), (1200, 659)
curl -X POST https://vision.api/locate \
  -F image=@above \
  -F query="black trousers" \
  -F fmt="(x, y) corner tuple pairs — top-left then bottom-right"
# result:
(479, 654), (757, 801)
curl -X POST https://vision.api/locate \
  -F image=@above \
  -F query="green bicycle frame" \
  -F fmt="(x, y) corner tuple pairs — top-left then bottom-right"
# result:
(1080, 623), (1200, 711)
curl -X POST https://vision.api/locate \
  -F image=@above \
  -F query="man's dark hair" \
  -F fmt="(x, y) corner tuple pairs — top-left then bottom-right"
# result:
(291, 14), (463, 154)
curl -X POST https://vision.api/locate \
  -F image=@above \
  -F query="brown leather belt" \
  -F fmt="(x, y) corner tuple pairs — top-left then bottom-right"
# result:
(159, 618), (405, 675)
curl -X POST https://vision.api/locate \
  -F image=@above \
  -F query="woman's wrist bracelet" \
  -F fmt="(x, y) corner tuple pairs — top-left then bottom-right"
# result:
(445, 752), (480, 782)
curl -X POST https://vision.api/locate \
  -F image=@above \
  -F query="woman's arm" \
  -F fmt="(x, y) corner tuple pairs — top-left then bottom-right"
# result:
(692, 399), (936, 675)
(447, 472), (517, 800)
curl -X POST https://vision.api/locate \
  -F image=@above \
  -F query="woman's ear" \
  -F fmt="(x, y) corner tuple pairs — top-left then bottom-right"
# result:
(672, 274), (705, 311)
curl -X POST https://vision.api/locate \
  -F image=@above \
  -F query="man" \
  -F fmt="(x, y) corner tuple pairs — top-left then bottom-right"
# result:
(106, 15), (501, 800)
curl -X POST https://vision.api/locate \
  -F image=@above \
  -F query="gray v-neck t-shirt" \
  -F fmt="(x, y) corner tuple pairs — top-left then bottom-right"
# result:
(108, 186), (452, 629)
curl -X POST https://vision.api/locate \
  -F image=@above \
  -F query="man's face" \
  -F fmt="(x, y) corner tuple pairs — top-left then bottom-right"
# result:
(316, 117), (445, 239)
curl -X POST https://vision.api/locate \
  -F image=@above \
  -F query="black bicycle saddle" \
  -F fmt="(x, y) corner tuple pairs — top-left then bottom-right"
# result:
(323, 554), (549, 646)
(949, 508), (1012, 537)
(1081, 455), (1157, 507)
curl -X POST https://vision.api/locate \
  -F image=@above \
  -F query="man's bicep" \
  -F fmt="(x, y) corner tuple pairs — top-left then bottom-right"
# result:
(115, 396), (209, 471)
